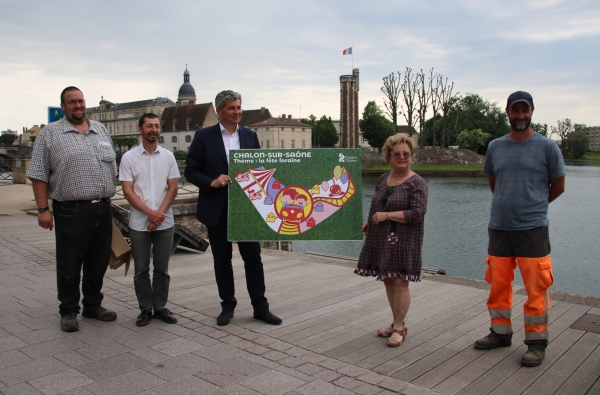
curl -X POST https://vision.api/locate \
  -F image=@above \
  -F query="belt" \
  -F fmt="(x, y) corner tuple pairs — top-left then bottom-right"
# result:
(56, 198), (111, 204)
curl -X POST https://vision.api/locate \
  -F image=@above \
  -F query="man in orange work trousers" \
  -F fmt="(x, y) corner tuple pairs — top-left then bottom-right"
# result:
(474, 91), (565, 367)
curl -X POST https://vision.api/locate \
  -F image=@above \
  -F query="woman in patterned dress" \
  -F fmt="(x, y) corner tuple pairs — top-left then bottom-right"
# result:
(355, 133), (428, 347)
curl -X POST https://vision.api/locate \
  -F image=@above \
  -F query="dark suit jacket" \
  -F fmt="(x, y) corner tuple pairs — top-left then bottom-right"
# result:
(184, 123), (261, 228)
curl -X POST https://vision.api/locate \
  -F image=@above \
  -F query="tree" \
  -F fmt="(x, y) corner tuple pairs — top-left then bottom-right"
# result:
(112, 136), (139, 154)
(456, 129), (490, 154)
(399, 67), (418, 136)
(550, 118), (574, 149)
(531, 122), (548, 137)
(0, 133), (17, 145)
(416, 69), (433, 148)
(359, 101), (395, 151)
(565, 130), (589, 158)
(438, 93), (509, 150)
(381, 71), (401, 128)
(30, 136), (36, 144)
(312, 116), (338, 147)
(434, 75), (458, 148)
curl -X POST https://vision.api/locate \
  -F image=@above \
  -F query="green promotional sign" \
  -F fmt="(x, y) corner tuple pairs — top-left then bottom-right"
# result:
(228, 148), (363, 241)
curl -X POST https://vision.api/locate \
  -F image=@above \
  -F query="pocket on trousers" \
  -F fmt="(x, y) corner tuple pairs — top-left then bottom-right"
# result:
(56, 202), (77, 217)
(536, 257), (554, 291)
(484, 256), (492, 284)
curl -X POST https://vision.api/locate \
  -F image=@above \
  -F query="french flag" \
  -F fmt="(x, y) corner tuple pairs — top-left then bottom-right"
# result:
(342, 47), (352, 55)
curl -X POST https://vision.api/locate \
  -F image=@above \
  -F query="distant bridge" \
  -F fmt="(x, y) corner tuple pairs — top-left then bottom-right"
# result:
(0, 145), (32, 160)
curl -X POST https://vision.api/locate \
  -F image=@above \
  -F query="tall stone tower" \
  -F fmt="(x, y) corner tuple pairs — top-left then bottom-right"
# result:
(339, 68), (359, 148)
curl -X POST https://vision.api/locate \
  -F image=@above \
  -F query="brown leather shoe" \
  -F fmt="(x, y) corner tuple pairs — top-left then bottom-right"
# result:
(60, 314), (79, 332)
(82, 306), (117, 321)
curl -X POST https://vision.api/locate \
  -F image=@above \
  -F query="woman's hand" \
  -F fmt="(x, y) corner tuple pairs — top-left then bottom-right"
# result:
(371, 211), (387, 225)
(361, 220), (368, 236)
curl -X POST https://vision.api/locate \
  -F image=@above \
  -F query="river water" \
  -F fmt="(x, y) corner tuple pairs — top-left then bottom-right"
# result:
(293, 164), (600, 297)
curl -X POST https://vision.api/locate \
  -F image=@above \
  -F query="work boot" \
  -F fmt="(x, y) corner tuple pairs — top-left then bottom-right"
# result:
(521, 347), (545, 367)
(474, 331), (511, 350)
(60, 314), (79, 332)
(82, 306), (117, 321)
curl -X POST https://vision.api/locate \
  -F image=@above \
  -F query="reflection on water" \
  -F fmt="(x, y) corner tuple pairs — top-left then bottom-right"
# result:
(294, 165), (600, 297)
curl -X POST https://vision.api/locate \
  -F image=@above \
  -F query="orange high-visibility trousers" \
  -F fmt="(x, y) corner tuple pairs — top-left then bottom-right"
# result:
(485, 254), (553, 341)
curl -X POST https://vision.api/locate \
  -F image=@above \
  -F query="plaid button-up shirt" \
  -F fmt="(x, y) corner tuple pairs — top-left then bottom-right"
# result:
(27, 118), (118, 201)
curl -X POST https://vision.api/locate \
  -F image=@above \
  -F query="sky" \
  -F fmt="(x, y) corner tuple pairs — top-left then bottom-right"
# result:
(1, 0), (599, 132)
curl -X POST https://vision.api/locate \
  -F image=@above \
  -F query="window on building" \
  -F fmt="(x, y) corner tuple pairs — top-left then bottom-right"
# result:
(172, 121), (176, 132)
(302, 128), (305, 131)
(172, 136), (177, 143)
(292, 127), (295, 131)
(281, 127), (284, 131)
(302, 140), (305, 148)
(173, 147), (177, 151)
(280, 140), (284, 148)
(159, 136), (164, 143)
(291, 140), (295, 148)
(266, 127), (269, 131)
(129, 124), (132, 132)
(186, 120), (190, 130)
(266, 140), (270, 148)
(185, 135), (191, 143)
(116, 125), (119, 133)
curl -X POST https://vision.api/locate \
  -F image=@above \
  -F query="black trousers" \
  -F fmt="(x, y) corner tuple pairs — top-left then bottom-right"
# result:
(206, 209), (269, 313)
(53, 199), (112, 316)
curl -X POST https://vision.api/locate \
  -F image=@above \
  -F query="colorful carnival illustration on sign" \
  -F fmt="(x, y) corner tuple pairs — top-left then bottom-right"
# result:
(234, 165), (356, 235)
(228, 148), (362, 241)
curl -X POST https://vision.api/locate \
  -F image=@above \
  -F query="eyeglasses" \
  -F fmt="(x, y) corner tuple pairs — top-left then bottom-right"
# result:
(382, 186), (393, 205)
(392, 151), (411, 159)
(66, 100), (86, 106)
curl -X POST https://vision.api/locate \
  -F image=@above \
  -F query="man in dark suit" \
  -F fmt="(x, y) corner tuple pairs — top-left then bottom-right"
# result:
(184, 90), (282, 326)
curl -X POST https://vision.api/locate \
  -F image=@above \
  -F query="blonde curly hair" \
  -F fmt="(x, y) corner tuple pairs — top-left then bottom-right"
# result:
(382, 133), (416, 165)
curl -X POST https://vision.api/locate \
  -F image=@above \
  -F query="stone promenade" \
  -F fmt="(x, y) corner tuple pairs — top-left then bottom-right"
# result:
(1, 183), (599, 395)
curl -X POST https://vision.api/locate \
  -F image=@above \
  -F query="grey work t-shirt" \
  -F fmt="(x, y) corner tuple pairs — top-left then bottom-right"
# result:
(483, 133), (565, 231)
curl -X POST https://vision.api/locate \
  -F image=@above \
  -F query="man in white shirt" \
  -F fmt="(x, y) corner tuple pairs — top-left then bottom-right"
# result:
(119, 113), (180, 326)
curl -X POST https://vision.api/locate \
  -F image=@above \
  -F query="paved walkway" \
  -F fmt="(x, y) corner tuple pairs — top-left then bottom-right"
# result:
(1, 184), (599, 395)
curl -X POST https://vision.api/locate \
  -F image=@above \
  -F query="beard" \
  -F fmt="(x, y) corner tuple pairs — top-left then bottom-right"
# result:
(510, 117), (531, 131)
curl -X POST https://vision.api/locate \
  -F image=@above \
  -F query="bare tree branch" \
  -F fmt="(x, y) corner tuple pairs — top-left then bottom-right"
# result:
(428, 69), (441, 147)
(381, 71), (401, 128)
(416, 69), (432, 149)
(399, 67), (418, 136)
(436, 76), (459, 148)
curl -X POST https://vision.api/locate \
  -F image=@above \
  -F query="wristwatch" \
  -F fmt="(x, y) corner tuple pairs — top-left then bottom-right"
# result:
(37, 207), (49, 213)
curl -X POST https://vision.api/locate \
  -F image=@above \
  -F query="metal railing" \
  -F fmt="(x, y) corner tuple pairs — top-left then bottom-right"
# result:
(0, 162), (12, 181)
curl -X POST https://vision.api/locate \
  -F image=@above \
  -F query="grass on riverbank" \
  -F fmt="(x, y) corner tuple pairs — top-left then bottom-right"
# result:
(368, 164), (484, 172)
(581, 151), (600, 161)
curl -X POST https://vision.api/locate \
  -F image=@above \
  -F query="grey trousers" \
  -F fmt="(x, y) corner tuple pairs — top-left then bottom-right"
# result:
(129, 226), (174, 312)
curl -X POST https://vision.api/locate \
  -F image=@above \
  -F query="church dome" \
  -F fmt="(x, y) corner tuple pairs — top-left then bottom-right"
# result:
(177, 66), (197, 103)
(178, 83), (195, 96)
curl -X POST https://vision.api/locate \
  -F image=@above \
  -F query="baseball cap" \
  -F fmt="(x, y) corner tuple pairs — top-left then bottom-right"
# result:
(506, 91), (534, 109)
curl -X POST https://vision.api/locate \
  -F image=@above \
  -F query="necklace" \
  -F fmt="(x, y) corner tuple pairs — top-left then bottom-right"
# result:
(390, 171), (409, 185)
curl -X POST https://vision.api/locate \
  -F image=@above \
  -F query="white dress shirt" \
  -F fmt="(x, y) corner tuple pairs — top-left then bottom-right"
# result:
(220, 122), (240, 162)
(119, 144), (181, 231)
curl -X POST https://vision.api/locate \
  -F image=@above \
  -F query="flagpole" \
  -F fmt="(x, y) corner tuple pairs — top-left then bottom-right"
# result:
(352, 43), (354, 72)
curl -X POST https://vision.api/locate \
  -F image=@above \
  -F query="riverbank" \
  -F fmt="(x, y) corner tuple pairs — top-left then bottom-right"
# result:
(364, 164), (485, 177)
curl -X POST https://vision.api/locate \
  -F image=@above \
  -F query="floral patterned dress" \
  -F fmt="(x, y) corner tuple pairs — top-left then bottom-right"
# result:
(355, 172), (428, 282)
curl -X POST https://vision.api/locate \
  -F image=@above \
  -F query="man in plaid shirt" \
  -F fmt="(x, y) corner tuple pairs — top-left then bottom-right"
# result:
(27, 86), (118, 332)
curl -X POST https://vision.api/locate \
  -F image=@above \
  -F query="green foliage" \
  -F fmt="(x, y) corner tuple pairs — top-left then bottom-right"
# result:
(0, 133), (17, 145)
(550, 118), (574, 149)
(173, 150), (188, 160)
(299, 114), (316, 126)
(112, 136), (139, 154)
(30, 136), (36, 144)
(312, 115), (339, 147)
(456, 129), (490, 153)
(565, 130), (590, 158)
(531, 122), (548, 136)
(424, 94), (509, 149)
(582, 151), (600, 161)
(359, 101), (395, 150)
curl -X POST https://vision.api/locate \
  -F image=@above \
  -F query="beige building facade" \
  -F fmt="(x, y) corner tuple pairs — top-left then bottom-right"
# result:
(87, 97), (175, 137)
(575, 124), (600, 152)
(249, 116), (312, 149)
